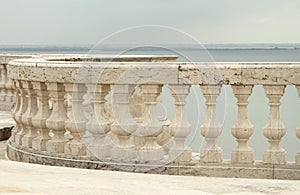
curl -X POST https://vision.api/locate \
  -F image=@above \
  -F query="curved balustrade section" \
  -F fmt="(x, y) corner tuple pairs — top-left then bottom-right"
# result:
(0, 54), (32, 111)
(6, 57), (300, 179)
(0, 54), (33, 141)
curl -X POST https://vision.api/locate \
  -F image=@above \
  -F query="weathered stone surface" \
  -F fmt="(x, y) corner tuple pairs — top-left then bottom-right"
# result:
(178, 63), (242, 85)
(8, 57), (179, 84)
(6, 141), (300, 180)
(241, 63), (300, 85)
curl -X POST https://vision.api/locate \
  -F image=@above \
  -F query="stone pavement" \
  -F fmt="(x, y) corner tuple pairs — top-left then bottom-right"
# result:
(0, 155), (300, 195)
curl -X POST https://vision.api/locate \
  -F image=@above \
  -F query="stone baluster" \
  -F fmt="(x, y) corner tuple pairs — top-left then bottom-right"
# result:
(15, 81), (28, 146)
(231, 85), (254, 163)
(31, 82), (51, 151)
(3, 66), (14, 110)
(64, 83), (87, 156)
(200, 85), (222, 163)
(295, 85), (300, 165)
(6, 78), (16, 109)
(10, 80), (21, 143)
(129, 86), (144, 123)
(46, 83), (68, 154)
(0, 65), (6, 105)
(111, 84), (137, 161)
(21, 81), (38, 148)
(262, 85), (286, 164)
(297, 130), (300, 165)
(130, 87), (146, 151)
(86, 84), (111, 159)
(135, 84), (165, 163)
(168, 84), (192, 162)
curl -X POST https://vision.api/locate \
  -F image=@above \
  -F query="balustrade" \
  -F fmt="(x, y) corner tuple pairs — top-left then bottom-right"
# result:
(135, 84), (165, 162)
(10, 80), (21, 142)
(263, 85), (286, 164)
(5, 57), (300, 176)
(86, 83), (111, 159)
(296, 85), (300, 165)
(20, 81), (37, 148)
(231, 85), (254, 163)
(110, 84), (137, 161)
(31, 82), (51, 151)
(64, 83), (87, 156)
(0, 54), (32, 111)
(14, 81), (28, 146)
(0, 65), (8, 106)
(45, 83), (68, 154)
(168, 84), (192, 162)
(200, 85), (222, 163)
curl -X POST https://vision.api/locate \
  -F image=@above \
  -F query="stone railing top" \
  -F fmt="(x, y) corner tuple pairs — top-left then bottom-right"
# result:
(0, 54), (33, 65)
(37, 54), (179, 62)
(1, 54), (178, 64)
(7, 56), (300, 85)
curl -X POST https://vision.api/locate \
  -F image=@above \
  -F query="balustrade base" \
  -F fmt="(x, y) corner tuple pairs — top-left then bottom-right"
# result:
(46, 140), (67, 154)
(21, 136), (35, 149)
(200, 147), (222, 163)
(6, 140), (300, 180)
(137, 147), (165, 163)
(111, 146), (137, 162)
(231, 149), (254, 164)
(32, 137), (50, 151)
(169, 148), (192, 162)
(161, 140), (173, 155)
(263, 149), (286, 165)
(65, 141), (87, 156)
(15, 133), (25, 146)
(87, 143), (111, 160)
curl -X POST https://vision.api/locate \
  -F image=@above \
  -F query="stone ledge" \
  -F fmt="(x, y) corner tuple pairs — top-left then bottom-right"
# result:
(7, 141), (300, 180)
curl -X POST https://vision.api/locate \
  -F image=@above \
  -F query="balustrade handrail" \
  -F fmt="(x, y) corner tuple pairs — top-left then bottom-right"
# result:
(8, 58), (300, 85)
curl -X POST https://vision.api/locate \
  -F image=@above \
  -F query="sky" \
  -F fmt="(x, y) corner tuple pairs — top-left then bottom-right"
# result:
(1, 0), (300, 45)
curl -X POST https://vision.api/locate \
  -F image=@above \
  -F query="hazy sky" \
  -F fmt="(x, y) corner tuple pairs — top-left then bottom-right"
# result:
(1, 0), (300, 45)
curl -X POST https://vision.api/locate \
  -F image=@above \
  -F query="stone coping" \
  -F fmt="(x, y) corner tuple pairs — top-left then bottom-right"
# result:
(7, 57), (300, 85)
(39, 54), (179, 62)
(6, 140), (300, 180)
(0, 54), (33, 65)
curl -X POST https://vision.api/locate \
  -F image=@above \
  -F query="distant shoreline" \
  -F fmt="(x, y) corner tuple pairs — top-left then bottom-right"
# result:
(1, 43), (300, 52)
